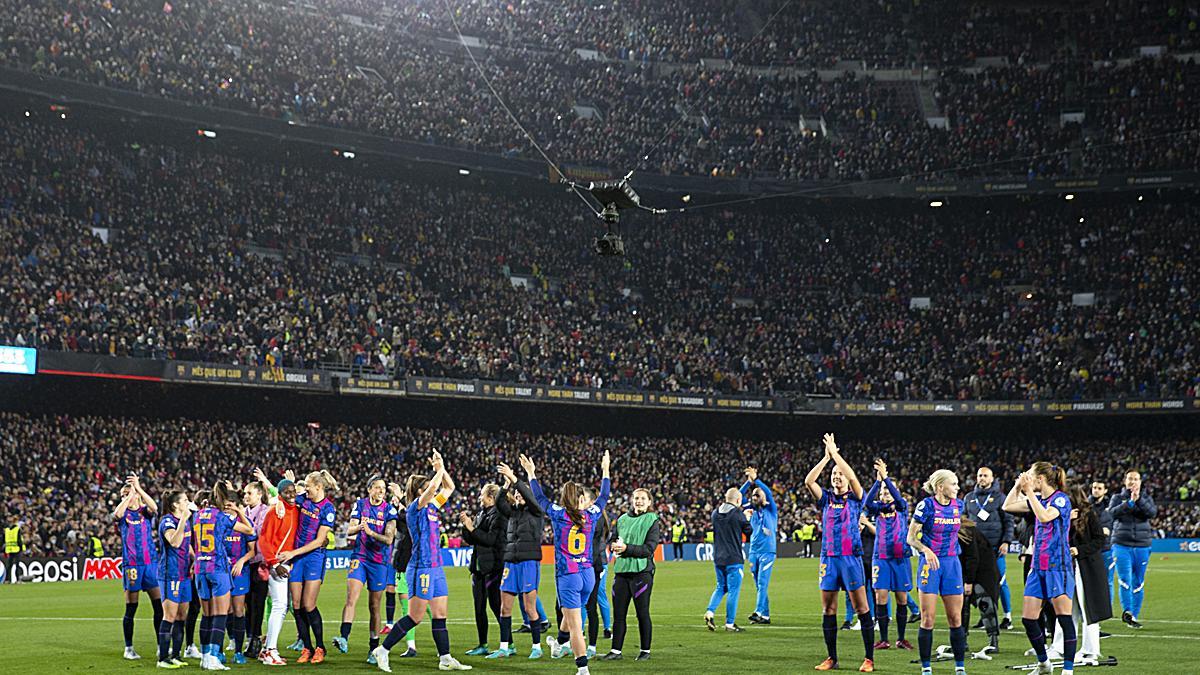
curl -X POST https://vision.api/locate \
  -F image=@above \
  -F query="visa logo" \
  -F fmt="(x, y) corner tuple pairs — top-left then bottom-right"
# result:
(447, 549), (473, 567)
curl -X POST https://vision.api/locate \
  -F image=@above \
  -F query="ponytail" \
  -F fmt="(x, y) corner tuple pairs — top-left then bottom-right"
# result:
(1031, 461), (1066, 492)
(560, 482), (585, 530)
(923, 469), (956, 495)
(321, 470), (339, 494)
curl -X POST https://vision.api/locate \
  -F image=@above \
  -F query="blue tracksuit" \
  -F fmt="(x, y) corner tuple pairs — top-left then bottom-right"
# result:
(1109, 490), (1156, 619)
(706, 503), (752, 625)
(741, 479), (778, 618)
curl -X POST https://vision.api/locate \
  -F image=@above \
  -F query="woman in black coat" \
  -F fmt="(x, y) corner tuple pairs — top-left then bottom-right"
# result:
(460, 483), (507, 655)
(959, 518), (1001, 653)
(1049, 486), (1111, 663)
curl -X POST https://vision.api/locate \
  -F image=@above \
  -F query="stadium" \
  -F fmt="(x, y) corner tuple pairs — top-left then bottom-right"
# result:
(1, 0), (1199, 673)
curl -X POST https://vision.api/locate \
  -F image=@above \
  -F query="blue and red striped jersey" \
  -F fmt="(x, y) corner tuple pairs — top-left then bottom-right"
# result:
(157, 513), (192, 582)
(224, 521), (257, 570)
(864, 479), (911, 560)
(119, 506), (158, 566)
(531, 477), (610, 576)
(913, 496), (963, 557)
(192, 507), (235, 575)
(1032, 491), (1072, 572)
(351, 497), (399, 565)
(407, 495), (446, 569)
(295, 494), (336, 549)
(819, 489), (863, 557)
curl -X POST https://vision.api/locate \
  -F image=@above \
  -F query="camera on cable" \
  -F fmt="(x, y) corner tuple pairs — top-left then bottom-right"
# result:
(565, 176), (647, 257)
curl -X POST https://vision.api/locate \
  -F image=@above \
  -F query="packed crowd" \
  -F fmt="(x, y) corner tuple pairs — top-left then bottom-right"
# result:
(3, 116), (1199, 399)
(2, 0), (1200, 180)
(2, 411), (1197, 557)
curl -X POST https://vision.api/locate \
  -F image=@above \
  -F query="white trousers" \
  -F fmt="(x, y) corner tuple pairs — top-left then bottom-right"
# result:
(265, 572), (291, 651)
(1050, 562), (1101, 658)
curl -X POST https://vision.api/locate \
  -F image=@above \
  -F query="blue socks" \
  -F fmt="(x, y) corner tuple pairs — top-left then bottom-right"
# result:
(918, 626), (933, 668)
(949, 625), (967, 667)
(1023, 617), (1048, 662)
(431, 618), (450, 657)
(1057, 614), (1077, 670)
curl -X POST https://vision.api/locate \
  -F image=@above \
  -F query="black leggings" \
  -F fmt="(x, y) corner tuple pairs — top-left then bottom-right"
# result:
(246, 562), (269, 638)
(554, 566), (602, 645)
(611, 571), (653, 652)
(471, 570), (502, 645)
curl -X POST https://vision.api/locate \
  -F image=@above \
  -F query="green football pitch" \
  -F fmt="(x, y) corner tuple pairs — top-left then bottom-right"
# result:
(2, 556), (1197, 674)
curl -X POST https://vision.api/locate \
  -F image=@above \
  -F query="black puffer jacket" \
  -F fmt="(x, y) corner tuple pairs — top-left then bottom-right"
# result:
(463, 505), (507, 574)
(495, 480), (544, 563)
(392, 499), (413, 571)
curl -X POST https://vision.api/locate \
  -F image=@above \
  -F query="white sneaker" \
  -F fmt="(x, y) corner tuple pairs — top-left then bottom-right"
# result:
(371, 646), (392, 673)
(124, 647), (141, 660)
(850, 619), (861, 630)
(262, 649), (287, 666)
(1035, 661), (1054, 674)
(184, 645), (203, 659)
(438, 656), (473, 670)
(546, 636), (566, 659)
(1076, 653), (1100, 666)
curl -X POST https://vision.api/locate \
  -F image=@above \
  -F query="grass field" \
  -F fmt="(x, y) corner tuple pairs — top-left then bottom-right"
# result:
(2, 556), (1197, 674)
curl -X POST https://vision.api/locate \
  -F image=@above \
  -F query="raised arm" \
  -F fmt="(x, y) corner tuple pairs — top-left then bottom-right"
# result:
(594, 450), (612, 511)
(111, 481), (137, 520)
(521, 454), (553, 513)
(254, 467), (280, 506)
(418, 451), (448, 509)
(864, 479), (882, 507)
(132, 475), (158, 514)
(804, 446), (832, 501)
(825, 434), (863, 499)
(1003, 478), (1030, 514)
(230, 503), (255, 535)
(1021, 474), (1062, 524)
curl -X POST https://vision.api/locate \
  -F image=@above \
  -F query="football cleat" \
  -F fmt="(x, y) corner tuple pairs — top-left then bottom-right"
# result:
(124, 647), (142, 660)
(464, 645), (490, 656)
(371, 646), (392, 673)
(485, 647), (515, 659)
(814, 657), (839, 671)
(437, 656), (473, 670)
(333, 636), (349, 654)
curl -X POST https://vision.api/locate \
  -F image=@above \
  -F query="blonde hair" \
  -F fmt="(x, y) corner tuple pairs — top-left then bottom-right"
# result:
(305, 470), (339, 493)
(923, 469), (957, 495)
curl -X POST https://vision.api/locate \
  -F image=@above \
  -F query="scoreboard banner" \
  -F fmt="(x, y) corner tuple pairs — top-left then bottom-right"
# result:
(814, 398), (1200, 416)
(408, 376), (787, 414)
(165, 361), (332, 391)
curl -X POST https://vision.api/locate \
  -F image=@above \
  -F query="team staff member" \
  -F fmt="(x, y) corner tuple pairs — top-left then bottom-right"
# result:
(964, 467), (1015, 629)
(741, 467), (778, 625)
(703, 487), (752, 632)
(112, 474), (163, 661)
(671, 519), (686, 560)
(805, 433), (875, 673)
(604, 488), (660, 661)
(1088, 482), (1115, 602)
(488, 462), (547, 659)
(1109, 470), (1155, 629)
(3, 515), (23, 584)
(958, 518), (1001, 654)
(460, 483), (506, 656)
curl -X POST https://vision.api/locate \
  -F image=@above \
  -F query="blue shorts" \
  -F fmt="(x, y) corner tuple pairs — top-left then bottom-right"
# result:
(501, 560), (541, 595)
(556, 571), (596, 610)
(385, 565), (397, 589)
(122, 563), (159, 592)
(1025, 568), (1074, 600)
(162, 578), (193, 604)
(291, 550), (327, 583)
(195, 571), (233, 600)
(872, 557), (913, 592)
(917, 554), (963, 595)
(819, 555), (865, 592)
(231, 571), (251, 597)
(408, 565), (449, 600)
(348, 559), (391, 592)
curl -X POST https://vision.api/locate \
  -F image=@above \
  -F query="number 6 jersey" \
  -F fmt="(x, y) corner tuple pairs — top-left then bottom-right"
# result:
(530, 477), (610, 576)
